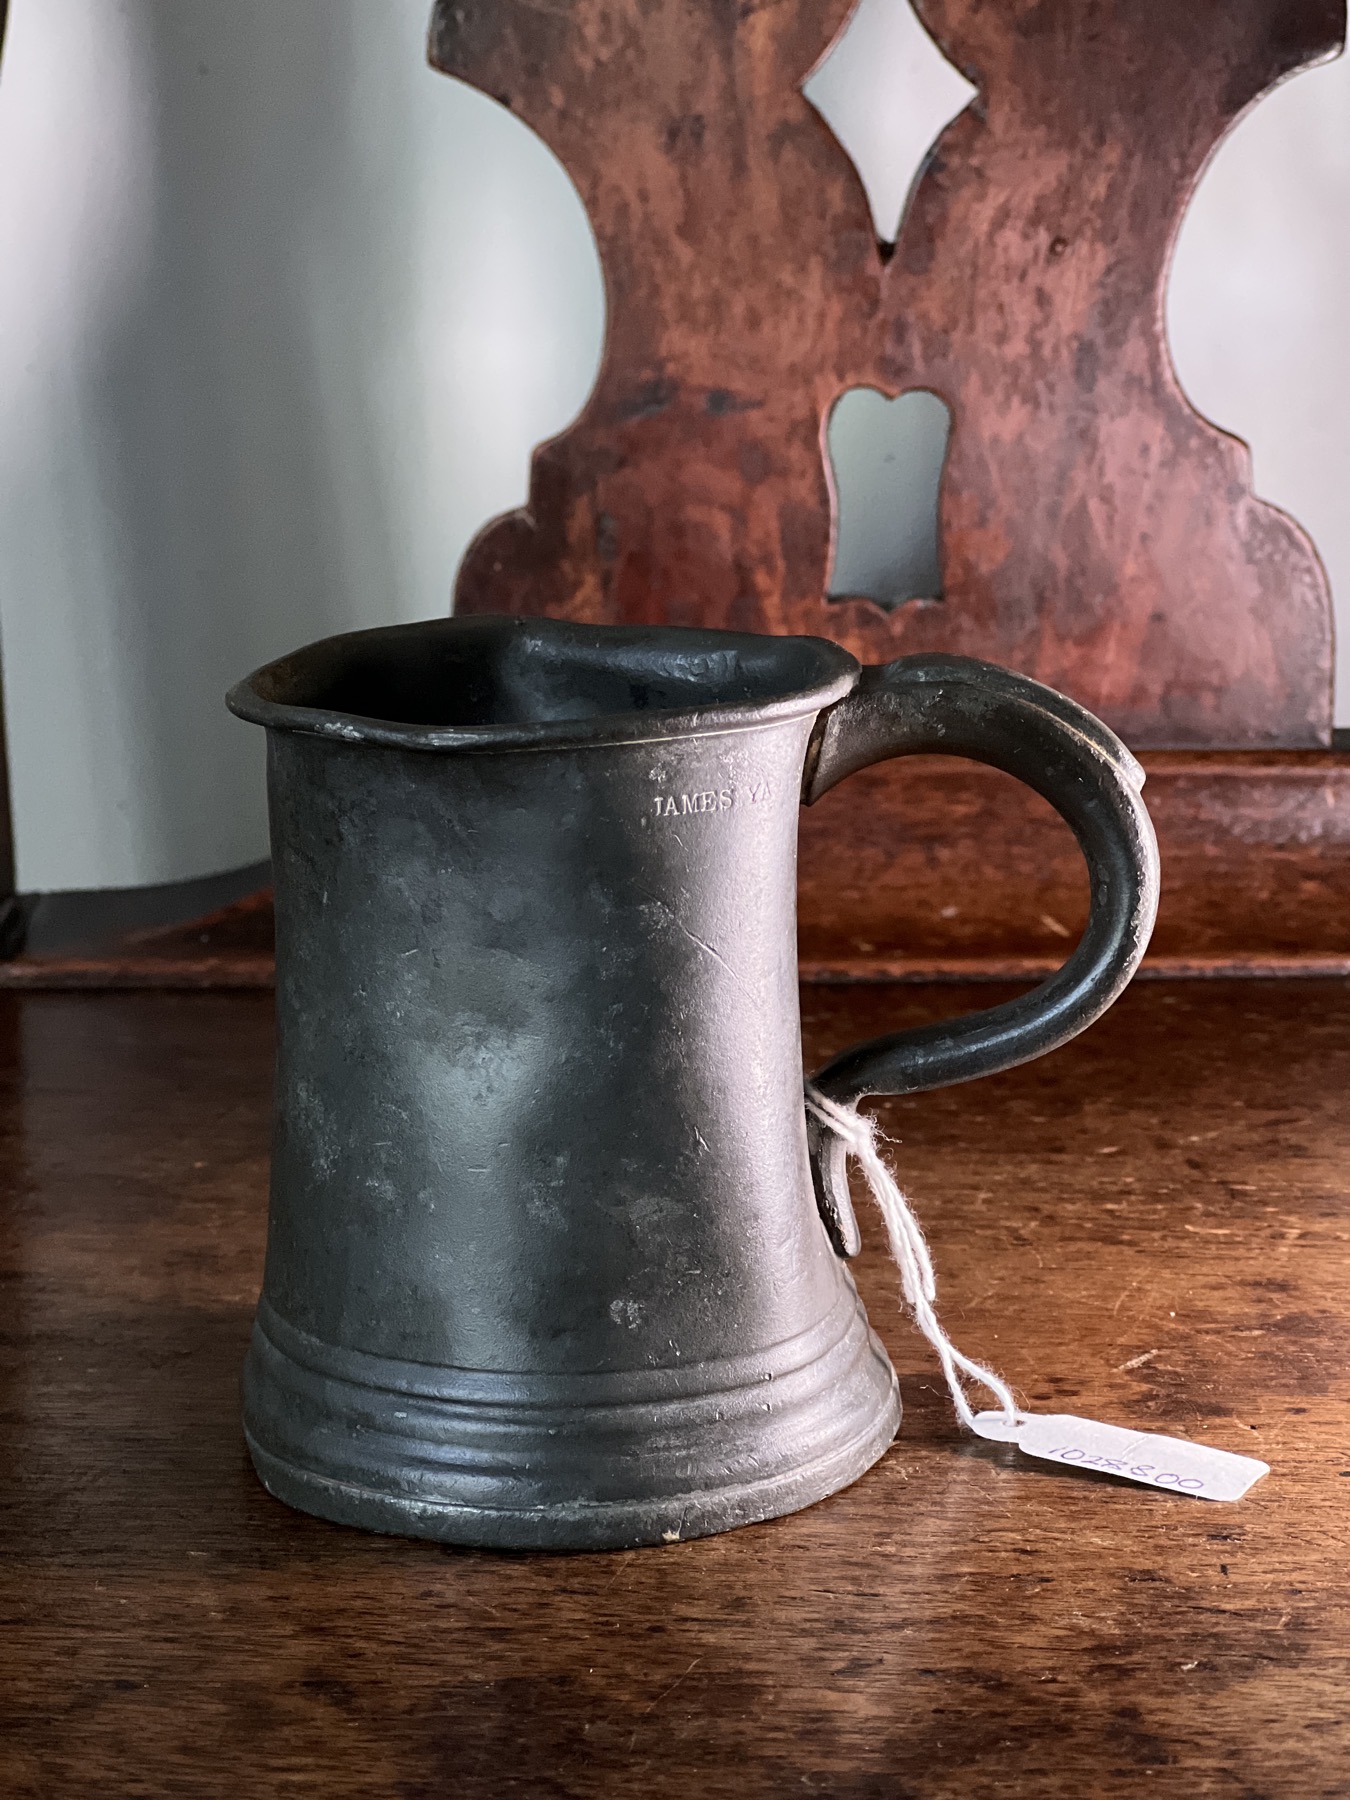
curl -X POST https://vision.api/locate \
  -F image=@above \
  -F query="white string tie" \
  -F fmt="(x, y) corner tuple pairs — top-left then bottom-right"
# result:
(805, 1084), (1024, 1434)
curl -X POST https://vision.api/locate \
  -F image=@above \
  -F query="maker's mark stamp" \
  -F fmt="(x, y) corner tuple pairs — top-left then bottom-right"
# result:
(652, 779), (773, 820)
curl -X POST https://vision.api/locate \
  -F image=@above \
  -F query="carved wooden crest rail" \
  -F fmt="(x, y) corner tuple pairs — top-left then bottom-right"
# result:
(432, 0), (1342, 749)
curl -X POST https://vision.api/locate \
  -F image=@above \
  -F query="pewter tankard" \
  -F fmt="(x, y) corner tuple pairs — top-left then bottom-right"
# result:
(228, 616), (1158, 1550)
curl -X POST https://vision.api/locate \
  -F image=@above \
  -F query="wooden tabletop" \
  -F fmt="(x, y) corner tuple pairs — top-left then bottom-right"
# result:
(2, 980), (1347, 1797)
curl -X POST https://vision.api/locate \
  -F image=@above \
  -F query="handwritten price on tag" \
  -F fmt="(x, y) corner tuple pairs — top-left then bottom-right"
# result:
(972, 1413), (1270, 1501)
(802, 1091), (1273, 1506)
(1042, 1445), (1206, 1491)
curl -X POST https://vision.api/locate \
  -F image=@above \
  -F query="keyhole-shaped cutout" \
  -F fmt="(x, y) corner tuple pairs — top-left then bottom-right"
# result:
(803, 0), (977, 248)
(826, 387), (951, 608)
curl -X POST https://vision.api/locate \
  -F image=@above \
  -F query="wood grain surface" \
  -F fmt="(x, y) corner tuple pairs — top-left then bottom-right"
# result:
(4, 748), (1347, 988)
(434, 0), (1339, 747)
(0, 889), (276, 991)
(2, 981), (1347, 1796)
(796, 747), (1350, 978)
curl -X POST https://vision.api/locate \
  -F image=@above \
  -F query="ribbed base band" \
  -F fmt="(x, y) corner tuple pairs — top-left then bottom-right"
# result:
(242, 1287), (901, 1551)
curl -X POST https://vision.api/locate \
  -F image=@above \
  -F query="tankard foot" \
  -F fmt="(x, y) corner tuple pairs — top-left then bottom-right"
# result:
(241, 1288), (900, 1552)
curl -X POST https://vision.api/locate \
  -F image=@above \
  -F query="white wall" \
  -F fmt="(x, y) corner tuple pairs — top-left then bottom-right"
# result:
(1167, 42), (1350, 724)
(0, 0), (1344, 894)
(0, 0), (602, 890)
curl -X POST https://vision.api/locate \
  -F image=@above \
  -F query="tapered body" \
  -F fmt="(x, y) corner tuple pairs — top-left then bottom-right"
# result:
(229, 615), (1157, 1550)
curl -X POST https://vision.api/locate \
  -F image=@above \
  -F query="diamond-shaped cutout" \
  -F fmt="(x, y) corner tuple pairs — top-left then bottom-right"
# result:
(804, 0), (977, 247)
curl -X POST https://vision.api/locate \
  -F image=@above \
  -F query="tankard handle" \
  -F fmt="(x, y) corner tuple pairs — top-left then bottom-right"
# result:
(801, 654), (1158, 1250)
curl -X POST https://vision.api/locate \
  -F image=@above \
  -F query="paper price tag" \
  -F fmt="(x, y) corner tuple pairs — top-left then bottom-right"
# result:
(972, 1412), (1269, 1502)
(804, 1089), (1274, 1507)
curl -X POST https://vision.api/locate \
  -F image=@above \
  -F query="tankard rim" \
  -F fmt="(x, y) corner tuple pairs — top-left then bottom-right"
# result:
(226, 613), (859, 754)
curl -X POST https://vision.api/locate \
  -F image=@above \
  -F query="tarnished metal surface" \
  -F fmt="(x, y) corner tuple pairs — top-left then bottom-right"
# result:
(225, 615), (1155, 1547)
(432, 0), (1340, 748)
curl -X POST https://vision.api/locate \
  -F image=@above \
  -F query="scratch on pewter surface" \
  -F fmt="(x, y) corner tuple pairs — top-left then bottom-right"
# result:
(634, 887), (753, 997)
